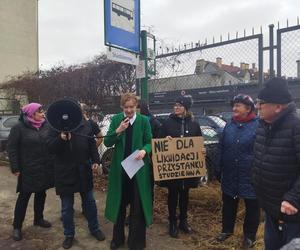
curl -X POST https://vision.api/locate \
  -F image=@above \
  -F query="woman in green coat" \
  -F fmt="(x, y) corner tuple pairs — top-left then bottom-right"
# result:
(104, 93), (153, 250)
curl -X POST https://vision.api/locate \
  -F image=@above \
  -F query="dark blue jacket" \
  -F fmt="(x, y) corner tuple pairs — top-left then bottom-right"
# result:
(216, 116), (258, 199)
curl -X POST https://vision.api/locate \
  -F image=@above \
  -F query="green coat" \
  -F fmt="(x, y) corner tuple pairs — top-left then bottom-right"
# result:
(104, 112), (153, 226)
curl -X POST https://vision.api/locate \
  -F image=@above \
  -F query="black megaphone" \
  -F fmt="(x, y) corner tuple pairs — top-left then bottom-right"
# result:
(46, 99), (83, 132)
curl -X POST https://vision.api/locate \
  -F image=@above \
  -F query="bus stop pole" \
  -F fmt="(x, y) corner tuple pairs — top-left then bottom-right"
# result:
(140, 30), (148, 103)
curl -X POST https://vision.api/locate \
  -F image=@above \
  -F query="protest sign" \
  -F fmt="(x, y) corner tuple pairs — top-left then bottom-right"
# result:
(151, 136), (206, 181)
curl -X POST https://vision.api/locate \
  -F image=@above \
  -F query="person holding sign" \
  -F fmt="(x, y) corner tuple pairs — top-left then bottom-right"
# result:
(159, 96), (203, 238)
(104, 93), (153, 250)
(215, 94), (260, 248)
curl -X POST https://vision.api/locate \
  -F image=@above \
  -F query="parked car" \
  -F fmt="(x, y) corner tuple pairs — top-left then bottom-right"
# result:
(200, 126), (219, 182)
(196, 115), (226, 134)
(99, 114), (219, 182)
(155, 113), (226, 133)
(200, 126), (219, 144)
(98, 114), (115, 128)
(214, 111), (232, 123)
(98, 114), (116, 174)
(0, 115), (19, 151)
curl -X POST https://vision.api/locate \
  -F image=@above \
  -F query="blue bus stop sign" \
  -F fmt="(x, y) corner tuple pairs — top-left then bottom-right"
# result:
(104, 0), (140, 54)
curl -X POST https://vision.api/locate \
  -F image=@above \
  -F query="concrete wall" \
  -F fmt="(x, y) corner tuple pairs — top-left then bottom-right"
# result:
(0, 0), (38, 84)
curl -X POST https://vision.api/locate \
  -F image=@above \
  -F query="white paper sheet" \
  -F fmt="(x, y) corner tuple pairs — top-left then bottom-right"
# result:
(121, 150), (144, 179)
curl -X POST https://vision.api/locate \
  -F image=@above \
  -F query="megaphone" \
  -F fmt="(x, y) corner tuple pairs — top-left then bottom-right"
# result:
(46, 99), (83, 132)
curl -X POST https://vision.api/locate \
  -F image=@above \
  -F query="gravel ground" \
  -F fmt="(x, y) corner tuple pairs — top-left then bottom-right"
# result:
(0, 164), (187, 250)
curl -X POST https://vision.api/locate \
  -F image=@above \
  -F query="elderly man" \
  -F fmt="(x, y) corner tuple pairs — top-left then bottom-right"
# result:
(252, 77), (300, 250)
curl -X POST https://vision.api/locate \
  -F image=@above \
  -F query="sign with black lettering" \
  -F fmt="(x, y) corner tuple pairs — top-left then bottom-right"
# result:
(151, 137), (206, 181)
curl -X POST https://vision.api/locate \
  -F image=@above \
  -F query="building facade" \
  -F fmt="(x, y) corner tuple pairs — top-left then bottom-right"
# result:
(0, 0), (38, 84)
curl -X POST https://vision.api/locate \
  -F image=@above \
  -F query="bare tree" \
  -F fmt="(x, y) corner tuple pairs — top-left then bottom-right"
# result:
(1, 54), (136, 112)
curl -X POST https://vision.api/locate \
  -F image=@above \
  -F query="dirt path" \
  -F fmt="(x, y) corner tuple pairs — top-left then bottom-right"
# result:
(0, 165), (188, 250)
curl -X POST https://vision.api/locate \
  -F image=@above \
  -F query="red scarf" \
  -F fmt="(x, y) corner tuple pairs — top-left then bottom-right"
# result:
(232, 112), (256, 123)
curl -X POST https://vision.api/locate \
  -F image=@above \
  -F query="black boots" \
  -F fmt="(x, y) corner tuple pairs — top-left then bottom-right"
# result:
(242, 237), (255, 249)
(91, 229), (106, 241)
(169, 220), (178, 238)
(216, 233), (255, 248)
(169, 219), (192, 238)
(216, 232), (233, 242)
(12, 228), (22, 241)
(13, 219), (51, 241)
(110, 240), (124, 250)
(33, 219), (52, 228)
(62, 236), (74, 249)
(178, 219), (192, 234)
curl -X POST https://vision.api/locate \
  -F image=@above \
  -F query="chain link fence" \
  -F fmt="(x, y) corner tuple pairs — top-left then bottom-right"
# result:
(155, 40), (260, 80)
(143, 23), (300, 181)
(277, 25), (300, 79)
(95, 22), (300, 182)
(150, 34), (263, 115)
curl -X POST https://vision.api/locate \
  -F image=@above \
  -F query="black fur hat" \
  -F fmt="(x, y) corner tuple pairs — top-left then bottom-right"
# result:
(258, 77), (292, 104)
(175, 96), (192, 110)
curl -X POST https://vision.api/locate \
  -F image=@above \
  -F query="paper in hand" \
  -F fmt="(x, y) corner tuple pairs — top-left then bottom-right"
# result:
(121, 150), (144, 179)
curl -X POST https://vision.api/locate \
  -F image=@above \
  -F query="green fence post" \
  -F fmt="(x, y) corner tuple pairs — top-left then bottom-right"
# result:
(140, 30), (148, 103)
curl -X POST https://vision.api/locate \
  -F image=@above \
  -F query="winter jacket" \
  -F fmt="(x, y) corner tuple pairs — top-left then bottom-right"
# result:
(104, 113), (153, 226)
(46, 121), (100, 196)
(159, 113), (202, 189)
(252, 103), (300, 222)
(216, 117), (258, 199)
(7, 116), (54, 193)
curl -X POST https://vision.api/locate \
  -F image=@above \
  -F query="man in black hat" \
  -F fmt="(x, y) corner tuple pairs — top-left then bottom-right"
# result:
(252, 77), (300, 250)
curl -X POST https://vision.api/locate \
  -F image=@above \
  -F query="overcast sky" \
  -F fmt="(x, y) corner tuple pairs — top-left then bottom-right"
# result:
(38, 0), (300, 69)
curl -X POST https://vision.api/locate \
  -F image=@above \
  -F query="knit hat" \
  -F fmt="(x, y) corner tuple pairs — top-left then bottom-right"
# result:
(258, 77), (292, 104)
(231, 94), (255, 111)
(22, 103), (42, 117)
(21, 103), (45, 129)
(175, 96), (192, 110)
